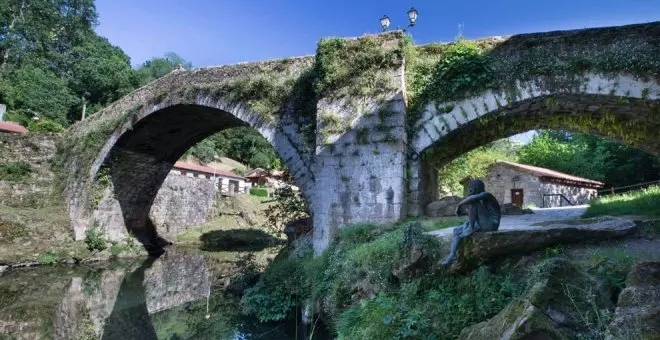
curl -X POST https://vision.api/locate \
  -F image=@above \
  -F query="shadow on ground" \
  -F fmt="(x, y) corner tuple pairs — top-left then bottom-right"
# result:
(200, 229), (285, 251)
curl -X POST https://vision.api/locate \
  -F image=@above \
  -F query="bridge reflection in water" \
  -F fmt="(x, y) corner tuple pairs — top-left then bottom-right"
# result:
(0, 247), (328, 339)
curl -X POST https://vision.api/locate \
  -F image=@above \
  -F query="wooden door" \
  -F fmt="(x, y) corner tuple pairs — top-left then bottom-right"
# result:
(511, 189), (524, 207)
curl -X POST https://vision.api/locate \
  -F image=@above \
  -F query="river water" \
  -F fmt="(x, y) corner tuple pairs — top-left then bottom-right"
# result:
(0, 246), (330, 339)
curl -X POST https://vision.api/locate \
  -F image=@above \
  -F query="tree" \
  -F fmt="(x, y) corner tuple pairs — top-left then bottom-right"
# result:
(67, 33), (137, 119)
(436, 139), (519, 196)
(517, 131), (660, 188)
(134, 52), (192, 86)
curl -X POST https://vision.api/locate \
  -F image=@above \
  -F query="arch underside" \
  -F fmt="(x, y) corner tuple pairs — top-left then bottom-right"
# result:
(413, 93), (660, 212)
(422, 93), (660, 167)
(97, 104), (310, 251)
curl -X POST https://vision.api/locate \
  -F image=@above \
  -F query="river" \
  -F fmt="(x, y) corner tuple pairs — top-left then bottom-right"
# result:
(0, 246), (330, 339)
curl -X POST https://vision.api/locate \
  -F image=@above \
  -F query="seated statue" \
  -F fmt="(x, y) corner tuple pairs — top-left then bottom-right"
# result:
(440, 179), (501, 266)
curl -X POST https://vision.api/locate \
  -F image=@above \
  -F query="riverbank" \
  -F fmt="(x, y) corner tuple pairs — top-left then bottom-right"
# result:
(240, 217), (660, 339)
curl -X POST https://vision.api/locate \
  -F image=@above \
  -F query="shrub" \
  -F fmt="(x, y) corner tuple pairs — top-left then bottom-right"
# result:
(38, 253), (57, 265)
(85, 227), (107, 251)
(263, 186), (309, 235)
(110, 244), (125, 256)
(240, 256), (308, 322)
(28, 119), (64, 133)
(0, 162), (32, 182)
(249, 187), (268, 197)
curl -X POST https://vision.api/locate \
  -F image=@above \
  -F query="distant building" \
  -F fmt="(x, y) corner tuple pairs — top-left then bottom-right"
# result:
(245, 168), (296, 190)
(0, 121), (27, 134)
(462, 160), (604, 208)
(172, 161), (250, 194)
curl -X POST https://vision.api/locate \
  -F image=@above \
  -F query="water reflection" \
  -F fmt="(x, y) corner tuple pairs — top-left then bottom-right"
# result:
(102, 257), (158, 339)
(0, 247), (328, 340)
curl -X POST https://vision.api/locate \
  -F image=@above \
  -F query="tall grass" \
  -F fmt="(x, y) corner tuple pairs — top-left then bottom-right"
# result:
(583, 185), (660, 218)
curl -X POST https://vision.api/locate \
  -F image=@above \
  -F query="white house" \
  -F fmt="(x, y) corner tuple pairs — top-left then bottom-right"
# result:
(172, 161), (250, 194)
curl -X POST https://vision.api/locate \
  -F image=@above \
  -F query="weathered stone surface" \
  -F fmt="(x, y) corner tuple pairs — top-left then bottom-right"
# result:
(289, 234), (313, 260)
(446, 218), (637, 273)
(284, 217), (313, 245)
(460, 258), (611, 340)
(425, 196), (462, 217)
(609, 261), (660, 339)
(149, 173), (216, 238)
(0, 133), (57, 206)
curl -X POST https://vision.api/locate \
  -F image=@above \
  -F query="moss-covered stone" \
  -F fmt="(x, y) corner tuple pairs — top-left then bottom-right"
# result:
(459, 258), (611, 340)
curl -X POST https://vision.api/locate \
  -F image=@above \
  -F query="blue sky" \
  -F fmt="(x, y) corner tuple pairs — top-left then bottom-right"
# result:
(95, 0), (659, 68)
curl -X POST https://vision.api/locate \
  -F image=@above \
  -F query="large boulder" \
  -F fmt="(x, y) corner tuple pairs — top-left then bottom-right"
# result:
(608, 261), (660, 339)
(460, 258), (612, 340)
(425, 196), (462, 217)
(447, 218), (637, 273)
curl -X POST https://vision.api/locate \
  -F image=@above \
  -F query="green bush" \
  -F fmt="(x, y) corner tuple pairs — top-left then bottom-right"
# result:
(85, 227), (107, 251)
(0, 162), (32, 182)
(110, 244), (125, 256)
(249, 187), (268, 197)
(240, 256), (308, 322)
(241, 221), (527, 339)
(38, 253), (57, 265)
(28, 119), (64, 133)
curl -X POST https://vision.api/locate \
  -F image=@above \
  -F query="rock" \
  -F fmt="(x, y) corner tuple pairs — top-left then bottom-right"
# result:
(608, 261), (660, 339)
(289, 234), (313, 259)
(460, 258), (611, 340)
(425, 196), (462, 217)
(284, 217), (312, 245)
(446, 218), (637, 274)
(0, 265), (7, 275)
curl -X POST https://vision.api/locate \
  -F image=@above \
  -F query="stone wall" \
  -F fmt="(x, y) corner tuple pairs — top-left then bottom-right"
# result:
(540, 182), (597, 207)
(0, 133), (57, 205)
(482, 163), (597, 208)
(149, 172), (216, 238)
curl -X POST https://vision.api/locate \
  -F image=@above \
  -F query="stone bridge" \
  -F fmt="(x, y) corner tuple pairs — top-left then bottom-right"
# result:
(54, 22), (660, 254)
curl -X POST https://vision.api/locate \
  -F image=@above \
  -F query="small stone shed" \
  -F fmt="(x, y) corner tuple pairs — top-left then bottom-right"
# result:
(462, 160), (604, 208)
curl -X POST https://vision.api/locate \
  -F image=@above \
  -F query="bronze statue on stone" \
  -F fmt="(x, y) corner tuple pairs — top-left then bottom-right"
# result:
(440, 179), (501, 266)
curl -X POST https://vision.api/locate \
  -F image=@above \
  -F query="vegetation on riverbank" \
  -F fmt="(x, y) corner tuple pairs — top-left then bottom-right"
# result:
(239, 218), (660, 339)
(584, 185), (660, 218)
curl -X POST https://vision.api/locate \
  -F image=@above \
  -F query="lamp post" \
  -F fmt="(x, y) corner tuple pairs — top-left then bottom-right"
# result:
(380, 7), (418, 32)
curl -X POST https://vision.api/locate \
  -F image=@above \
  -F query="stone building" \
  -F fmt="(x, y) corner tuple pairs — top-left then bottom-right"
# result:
(462, 160), (604, 208)
(172, 161), (250, 194)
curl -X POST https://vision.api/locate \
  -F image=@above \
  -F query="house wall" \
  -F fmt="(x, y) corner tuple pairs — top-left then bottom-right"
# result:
(475, 164), (598, 208)
(539, 182), (597, 207)
(482, 164), (543, 207)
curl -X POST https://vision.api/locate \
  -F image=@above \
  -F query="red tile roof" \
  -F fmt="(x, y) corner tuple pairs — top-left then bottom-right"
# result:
(173, 161), (245, 180)
(495, 160), (604, 188)
(0, 122), (28, 134)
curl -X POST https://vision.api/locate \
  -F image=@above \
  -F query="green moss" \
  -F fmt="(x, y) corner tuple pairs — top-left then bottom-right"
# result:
(0, 162), (32, 182)
(355, 127), (369, 144)
(406, 23), (660, 140)
(316, 32), (404, 99)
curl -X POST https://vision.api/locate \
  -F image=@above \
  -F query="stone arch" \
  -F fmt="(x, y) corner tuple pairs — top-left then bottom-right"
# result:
(60, 58), (316, 250)
(408, 73), (660, 216)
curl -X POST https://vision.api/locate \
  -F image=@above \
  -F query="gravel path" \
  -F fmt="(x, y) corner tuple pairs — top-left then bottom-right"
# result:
(428, 205), (589, 238)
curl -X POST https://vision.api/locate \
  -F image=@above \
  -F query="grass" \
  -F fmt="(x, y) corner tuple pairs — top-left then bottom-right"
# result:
(583, 186), (660, 218)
